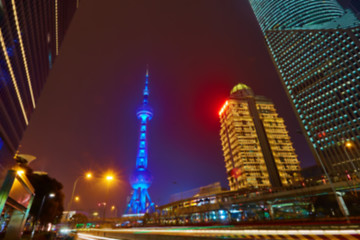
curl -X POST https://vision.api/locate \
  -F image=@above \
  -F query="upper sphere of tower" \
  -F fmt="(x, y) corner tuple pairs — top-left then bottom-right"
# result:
(137, 104), (153, 121)
(230, 83), (254, 98)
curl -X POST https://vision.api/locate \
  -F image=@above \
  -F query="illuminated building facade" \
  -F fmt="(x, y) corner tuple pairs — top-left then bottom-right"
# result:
(0, 0), (77, 170)
(125, 69), (155, 215)
(248, 0), (360, 174)
(219, 83), (301, 190)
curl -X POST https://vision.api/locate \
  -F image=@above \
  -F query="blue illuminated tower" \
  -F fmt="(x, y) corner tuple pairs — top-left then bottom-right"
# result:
(125, 68), (155, 215)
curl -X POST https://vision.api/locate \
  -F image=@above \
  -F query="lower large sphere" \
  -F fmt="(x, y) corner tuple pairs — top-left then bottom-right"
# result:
(130, 168), (153, 189)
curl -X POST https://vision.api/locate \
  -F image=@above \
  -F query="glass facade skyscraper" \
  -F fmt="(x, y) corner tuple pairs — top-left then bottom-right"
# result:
(219, 84), (301, 190)
(0, 0), (77, 171)
(249, 0), (360, 175)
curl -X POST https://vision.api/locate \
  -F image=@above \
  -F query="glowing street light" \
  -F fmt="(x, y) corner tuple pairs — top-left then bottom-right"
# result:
(345, 141), (353, 148)
(106, 175), (114, 181)
(75, 196), (80, 202)
(111, 205), (117, 218)
(344, 140), (359, 180)
(102, 173), (116, 221)
(67, 171), (93, 212)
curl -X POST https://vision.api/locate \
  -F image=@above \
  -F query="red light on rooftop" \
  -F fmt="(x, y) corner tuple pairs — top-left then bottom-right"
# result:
(219, 101), (229, 116)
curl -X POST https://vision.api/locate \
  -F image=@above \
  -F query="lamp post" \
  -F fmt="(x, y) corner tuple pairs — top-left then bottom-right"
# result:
(103, 174), (114, 221)
(111, 205), (117, 218)
(344, 140), (359, 180)
(31, 193), (55, 239)
(297, 130), (349, 220)
(312, 146), (350, 220)
(100, 202), (107, 221)
(67, 172), (92, 213)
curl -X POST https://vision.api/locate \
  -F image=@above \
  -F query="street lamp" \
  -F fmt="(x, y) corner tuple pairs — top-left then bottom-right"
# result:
(111, 205), (117, 218)
(296, 130), (350, 220)
(67, 172), (92, 212)
(102, 173), (115, 221)
(312, 146), (350, 220)
(31, 193), (55, 239)
(105, 175), (114, 181)
(97, 202), (107, 221)
(344, 140), (359, 180)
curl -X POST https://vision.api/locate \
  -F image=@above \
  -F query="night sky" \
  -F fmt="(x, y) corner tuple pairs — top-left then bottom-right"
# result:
(20, 0), (315, 213)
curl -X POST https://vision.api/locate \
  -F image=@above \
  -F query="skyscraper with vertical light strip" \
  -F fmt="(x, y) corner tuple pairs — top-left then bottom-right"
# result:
(248, 0), (360, 175)
(219, 83), (301, 190)
(0, 0), (77, 171)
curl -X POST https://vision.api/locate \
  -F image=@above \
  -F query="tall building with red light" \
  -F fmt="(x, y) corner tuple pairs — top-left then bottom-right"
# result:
(219, 83), (301, 190)
(0, 0), (78, 172)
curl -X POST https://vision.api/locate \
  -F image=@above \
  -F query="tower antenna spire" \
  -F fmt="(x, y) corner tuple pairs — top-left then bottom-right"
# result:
(143, 64), (149, 105)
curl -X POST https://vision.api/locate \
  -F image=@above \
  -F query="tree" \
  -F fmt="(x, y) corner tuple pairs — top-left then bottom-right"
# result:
(24, 167), (65, 226)
(70, 213), (88, 224)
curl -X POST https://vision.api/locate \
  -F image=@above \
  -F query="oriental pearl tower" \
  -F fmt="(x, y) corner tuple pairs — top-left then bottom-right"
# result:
(125, 68), (155, 215)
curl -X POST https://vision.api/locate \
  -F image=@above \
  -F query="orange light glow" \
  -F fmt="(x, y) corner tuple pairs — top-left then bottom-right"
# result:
(17, 170), (24, 175)
(219, 101), (229, 116)
(86, 172), (92, 179)
(75, 196), (80, 202)
(106, 175), (114, 181)
(345, 141), (353, 148)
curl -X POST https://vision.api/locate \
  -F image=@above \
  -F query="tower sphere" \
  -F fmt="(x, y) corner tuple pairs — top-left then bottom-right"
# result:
(136, 105), (153, 121)
(130, 168), (153, 190)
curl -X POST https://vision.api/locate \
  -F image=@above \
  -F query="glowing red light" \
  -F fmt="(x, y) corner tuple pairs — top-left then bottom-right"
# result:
(230, 167), (242, 178)
(219, 101), (229, 116)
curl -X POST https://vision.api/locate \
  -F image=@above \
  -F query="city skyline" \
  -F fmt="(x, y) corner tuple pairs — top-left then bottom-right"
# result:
(18, 0), (315, 211)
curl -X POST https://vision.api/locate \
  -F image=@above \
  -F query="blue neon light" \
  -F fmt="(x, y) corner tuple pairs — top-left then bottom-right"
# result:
(48, 52), (52, 69)
(125, 67), (155, 215)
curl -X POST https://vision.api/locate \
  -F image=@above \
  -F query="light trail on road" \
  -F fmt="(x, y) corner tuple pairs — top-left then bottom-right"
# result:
(77, 227), (360, 240)
(78, 233), (119, 240)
